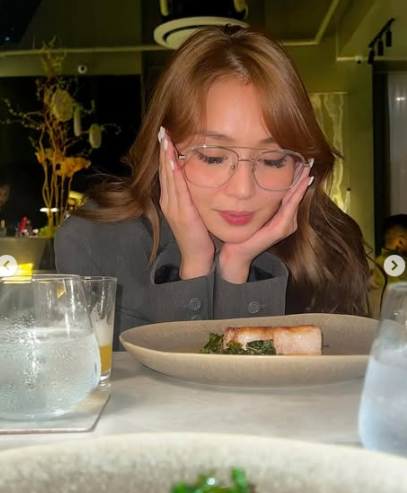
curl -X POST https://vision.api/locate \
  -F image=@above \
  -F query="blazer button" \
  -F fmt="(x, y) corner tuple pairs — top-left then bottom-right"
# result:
(188, 297), (202, 311)
(247, 301), (260, 314)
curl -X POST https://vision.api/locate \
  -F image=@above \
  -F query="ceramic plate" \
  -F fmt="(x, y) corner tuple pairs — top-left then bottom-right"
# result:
(120, 314), (378, 386)
(0, 433), (406, 493)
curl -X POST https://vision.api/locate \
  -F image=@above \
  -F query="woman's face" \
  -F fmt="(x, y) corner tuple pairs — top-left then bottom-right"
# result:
(0, 185), (10, 208)
(177, 80), (285, 244)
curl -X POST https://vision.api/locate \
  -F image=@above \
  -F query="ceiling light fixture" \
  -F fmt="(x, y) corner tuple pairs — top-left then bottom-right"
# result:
(385, 26), (393, 47)
(367, 48), (375, 65)
(377, 38), (384, 56)
(367, 18), (395, 65)
(154, 0), (249, 49)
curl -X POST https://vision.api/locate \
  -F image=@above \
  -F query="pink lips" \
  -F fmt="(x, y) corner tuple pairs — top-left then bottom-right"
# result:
(219, 211), (254, 226)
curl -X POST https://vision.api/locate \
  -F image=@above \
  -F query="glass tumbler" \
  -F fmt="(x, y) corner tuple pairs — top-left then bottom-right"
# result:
(82, 276), (117, 385)
(0, 274), (101, 420)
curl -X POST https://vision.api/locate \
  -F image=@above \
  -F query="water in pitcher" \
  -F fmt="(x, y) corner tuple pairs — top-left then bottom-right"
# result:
(0, 327), (101, 420)
(359, 342), (407, 457)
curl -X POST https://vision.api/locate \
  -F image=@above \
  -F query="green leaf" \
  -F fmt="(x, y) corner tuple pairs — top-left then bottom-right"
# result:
(200, 333), (224, 354)
(171, 469), (254, 493)
(200, 334), (276, 356)
(231, 469), (251, 492)
(245, 340), (276, 355)
(223, 341), (246, 354)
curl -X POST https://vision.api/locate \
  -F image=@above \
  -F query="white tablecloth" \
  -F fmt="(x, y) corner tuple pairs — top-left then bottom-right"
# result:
(0, 352), (364, 452)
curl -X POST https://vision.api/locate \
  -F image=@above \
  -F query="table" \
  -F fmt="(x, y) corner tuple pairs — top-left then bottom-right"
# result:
(0, 352), (363, 452)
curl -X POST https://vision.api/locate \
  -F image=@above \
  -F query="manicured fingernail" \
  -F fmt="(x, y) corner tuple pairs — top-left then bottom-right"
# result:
(169, 159), (175, 171)
(163, 138), (168, 151)
(309, 158), (315, 168)
(160, 126), (166, 140)
(308, 176), (315, 186)
(158, 131), (162, 143)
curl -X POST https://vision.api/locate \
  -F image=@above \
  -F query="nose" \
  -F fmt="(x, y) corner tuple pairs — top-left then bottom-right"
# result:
(223, 159), (257, 199)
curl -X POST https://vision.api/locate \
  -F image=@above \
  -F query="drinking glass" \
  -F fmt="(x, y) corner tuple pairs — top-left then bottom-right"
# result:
(82, 276), (117, 386)
(0, 274), (101, 420)
(359, 282), (407, 457)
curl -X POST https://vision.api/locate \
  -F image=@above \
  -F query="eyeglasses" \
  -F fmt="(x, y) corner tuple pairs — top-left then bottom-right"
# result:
(177, 145), (312, 191)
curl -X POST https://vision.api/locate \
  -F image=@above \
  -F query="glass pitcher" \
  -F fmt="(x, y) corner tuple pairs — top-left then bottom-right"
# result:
(359, 282), (407, 456)
(0, 274), (101, 420)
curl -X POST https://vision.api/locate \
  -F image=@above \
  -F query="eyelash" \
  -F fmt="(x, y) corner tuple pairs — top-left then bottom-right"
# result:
(197, 153), (287, 168)
(261, 157), (286, 168)
(198, 153), (226, 165)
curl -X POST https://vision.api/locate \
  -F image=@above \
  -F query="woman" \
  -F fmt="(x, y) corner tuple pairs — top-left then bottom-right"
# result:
(0, 175), (12, 235)
(0, 177), (11, 214)
(55, 25), (370, 346)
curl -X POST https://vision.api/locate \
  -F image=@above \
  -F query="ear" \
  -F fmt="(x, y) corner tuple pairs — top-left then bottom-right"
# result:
(399, 236), (407, 248)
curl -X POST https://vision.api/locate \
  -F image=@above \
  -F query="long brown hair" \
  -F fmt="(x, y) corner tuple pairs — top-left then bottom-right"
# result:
(79, 25), (371, 316)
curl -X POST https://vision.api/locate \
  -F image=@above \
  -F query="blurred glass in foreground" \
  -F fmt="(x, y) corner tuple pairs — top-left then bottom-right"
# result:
(359, 282), (407, 457)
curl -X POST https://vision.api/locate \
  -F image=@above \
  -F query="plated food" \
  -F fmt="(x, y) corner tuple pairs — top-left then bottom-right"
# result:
(201, 325), (322, 355)
(1, 433), (406, 493)
(120, 314), (378, 385)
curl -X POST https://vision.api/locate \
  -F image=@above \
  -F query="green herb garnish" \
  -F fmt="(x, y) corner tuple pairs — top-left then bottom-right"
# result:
(200, 333), (276, 356)
(245, 340), (276, 355)
(200, 332), (224, 354)
(171, 468), (255, 493)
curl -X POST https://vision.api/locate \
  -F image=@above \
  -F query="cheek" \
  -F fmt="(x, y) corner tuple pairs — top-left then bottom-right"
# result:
(187, 187), (214, 216)
(259, 193), (284, 217)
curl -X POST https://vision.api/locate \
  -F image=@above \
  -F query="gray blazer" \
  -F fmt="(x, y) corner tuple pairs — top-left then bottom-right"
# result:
(54, 213), (290, 349)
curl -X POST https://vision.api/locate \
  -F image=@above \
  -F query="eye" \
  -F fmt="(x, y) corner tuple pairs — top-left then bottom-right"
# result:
(197, 151), (226, 165)
(260, 157), (287, 168)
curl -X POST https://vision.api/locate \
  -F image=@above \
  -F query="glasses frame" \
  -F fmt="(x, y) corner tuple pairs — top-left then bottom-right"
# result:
(177, 145), (313, 192)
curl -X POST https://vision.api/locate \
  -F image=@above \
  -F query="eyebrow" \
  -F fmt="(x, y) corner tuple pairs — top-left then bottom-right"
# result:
(197, 131), (276, 145)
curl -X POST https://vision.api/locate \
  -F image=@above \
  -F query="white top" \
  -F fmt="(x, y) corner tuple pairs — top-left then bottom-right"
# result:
(0, 352), (363, 452)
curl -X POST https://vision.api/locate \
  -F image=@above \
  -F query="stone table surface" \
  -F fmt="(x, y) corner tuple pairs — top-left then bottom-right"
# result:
(0, 352), (364, 452)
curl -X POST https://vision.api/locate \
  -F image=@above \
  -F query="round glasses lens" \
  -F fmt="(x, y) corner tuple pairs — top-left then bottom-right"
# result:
(254, 150), (304, 190)
(183, 147), (238, 187)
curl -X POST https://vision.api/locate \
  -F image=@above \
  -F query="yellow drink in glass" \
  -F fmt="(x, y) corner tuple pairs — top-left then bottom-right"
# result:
(91, 313), (114, 385)
(83, 276), (117, 387)
(99, 344), (113, 374)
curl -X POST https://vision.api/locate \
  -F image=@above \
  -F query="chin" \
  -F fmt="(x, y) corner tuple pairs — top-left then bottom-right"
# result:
(209, 225), (258, 244)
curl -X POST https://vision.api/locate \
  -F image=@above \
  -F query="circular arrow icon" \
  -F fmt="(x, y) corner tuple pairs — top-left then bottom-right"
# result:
(384, 255), (406, 277)
(0, 255), (18, 277)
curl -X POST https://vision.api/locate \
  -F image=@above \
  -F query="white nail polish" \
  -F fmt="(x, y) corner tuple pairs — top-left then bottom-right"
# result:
(158, 131), (162, 143)
(309, 158), (315, 168)
(160, 126), (165, 139)
(308, 176), (315, 186)
(169, 160), (175, 171)
(163, 138), (168, 151)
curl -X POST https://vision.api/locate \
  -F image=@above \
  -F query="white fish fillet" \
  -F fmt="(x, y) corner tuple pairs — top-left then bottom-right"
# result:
(223, 325), (322, 355)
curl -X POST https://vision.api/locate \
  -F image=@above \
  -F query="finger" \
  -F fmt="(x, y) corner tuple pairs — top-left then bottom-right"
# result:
(172, 162), (197, 213)
(160, 128), (181, 212)
(158, 128), (170, 208)
(282, 164), (311, 206)
(281, 173), (312, 213)
(266, 173), (311, 232)
(161, 131), (180, 208)
(165, 139), (197, 210)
